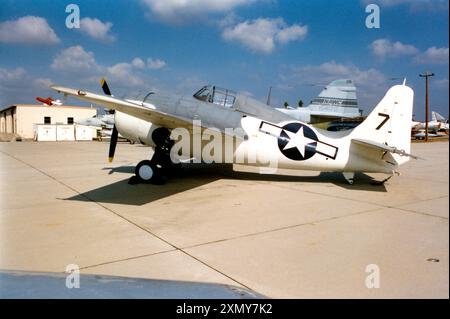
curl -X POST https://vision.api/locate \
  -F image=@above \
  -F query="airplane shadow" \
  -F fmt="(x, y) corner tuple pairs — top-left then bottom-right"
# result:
(66, 164), (387, 206)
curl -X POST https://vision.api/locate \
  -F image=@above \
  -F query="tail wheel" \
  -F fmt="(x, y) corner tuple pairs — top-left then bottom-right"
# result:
(135, 160), (164, 184)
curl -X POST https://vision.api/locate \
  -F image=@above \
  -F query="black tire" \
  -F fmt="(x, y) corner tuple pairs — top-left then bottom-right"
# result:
(135, 160), (164, 184)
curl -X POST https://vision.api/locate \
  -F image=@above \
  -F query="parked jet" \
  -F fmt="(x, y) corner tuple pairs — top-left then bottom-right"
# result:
(51, 79), (416, 185)
(276, 79), (362, 123)
(412, 111), (449, 132)
(35, 96), (63, 106)
(76, 113), (115, 128)
(432, 111), (448, 125)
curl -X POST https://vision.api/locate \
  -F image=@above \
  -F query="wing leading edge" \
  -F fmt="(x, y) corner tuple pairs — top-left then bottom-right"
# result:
(50, 85), (194, 131)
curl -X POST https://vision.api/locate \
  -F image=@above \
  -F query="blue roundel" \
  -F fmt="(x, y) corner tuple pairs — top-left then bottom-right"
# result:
(277, 122), (318, 161)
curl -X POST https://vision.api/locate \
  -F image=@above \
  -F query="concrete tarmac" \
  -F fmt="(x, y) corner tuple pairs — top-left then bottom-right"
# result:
(0, 141), (448, 298)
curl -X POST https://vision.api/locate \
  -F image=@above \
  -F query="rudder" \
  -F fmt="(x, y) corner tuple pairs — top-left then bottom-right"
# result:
(350, 84), (414, 165)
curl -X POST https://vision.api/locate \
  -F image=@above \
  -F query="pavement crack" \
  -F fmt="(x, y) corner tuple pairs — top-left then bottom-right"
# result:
(182, 206), (386, 250)
(79, 249), (177, 271)
(0, 149), (255, 291)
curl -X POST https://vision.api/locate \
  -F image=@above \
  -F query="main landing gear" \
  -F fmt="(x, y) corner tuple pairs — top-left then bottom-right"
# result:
(131, 128), (181, 185)
(343, 172), (355, 185)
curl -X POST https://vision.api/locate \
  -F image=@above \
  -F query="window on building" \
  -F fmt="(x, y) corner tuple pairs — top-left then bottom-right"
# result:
(67, 117), (74, 124)
(44, 116), (51, 124)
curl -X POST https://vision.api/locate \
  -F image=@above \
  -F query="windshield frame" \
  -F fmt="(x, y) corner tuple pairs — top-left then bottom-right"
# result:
(193, 85), (236, 108)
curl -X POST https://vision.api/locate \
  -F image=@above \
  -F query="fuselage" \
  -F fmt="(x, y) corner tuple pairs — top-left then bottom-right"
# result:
(116, 91), (395, 174)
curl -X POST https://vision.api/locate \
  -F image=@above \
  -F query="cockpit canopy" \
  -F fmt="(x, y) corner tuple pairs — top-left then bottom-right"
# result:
(193, 85), (236, 108)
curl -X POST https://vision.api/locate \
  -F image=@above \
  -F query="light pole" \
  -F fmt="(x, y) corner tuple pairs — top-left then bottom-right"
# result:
(419, 71), (434, 142)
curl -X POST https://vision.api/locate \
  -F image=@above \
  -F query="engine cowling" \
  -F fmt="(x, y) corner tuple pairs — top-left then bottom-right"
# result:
(115, 111), (162, 147)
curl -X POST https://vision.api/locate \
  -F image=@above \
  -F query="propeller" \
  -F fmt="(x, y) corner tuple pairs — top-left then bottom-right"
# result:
(100, 78), (118, 162)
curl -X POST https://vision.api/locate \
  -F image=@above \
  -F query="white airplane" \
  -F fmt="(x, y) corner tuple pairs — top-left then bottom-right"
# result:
(51, 79), (417, 185)
(432, 111), (447, 123)
(276, 79), (362, 123)
(76, 113), (115, 128)
(412, 111), (449, 132)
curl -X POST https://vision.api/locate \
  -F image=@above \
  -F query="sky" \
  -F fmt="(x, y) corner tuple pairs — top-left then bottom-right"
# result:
(0, 0), (448, 120)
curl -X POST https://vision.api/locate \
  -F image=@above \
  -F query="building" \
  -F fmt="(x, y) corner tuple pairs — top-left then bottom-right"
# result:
(0, 104), (96, 139)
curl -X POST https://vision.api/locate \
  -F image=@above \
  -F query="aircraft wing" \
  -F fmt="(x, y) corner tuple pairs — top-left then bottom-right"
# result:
(51, 86), (194, 131)
(351, 138), (420, 159)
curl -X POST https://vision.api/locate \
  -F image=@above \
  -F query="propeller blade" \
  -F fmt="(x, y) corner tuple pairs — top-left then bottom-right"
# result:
(108, 125), (119, 162)
(101, 78), (115, 114)
(101, 78), (118, 162)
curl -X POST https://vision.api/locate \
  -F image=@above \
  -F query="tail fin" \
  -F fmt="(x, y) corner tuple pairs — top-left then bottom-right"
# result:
(310, 79), (359, 109)
(351, 84), (414, 165)
(432, 111), (446, 122)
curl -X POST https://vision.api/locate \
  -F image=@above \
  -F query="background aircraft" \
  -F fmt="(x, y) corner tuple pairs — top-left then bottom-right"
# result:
(35, 96), (63, 106)
(276, 79), (362, 124)
(432, 111), (448, 125)
(412, 111), (449, 132)
(52, 79), (416, 185)
(76, 113), (115, 129)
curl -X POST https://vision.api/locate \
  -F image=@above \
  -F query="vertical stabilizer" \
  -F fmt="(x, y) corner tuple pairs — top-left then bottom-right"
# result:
(350, 85), (414, 165)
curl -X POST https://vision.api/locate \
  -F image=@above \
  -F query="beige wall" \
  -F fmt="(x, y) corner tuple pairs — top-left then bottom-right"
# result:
(0, 105), (96, 139)
(0, 108), (14, 134)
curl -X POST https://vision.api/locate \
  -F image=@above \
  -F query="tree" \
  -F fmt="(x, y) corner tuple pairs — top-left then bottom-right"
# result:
(283, 101), (289, 108)
(298, 99), (304, 108)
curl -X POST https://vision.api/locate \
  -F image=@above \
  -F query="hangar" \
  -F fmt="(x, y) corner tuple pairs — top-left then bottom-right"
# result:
(0, 104), (96, 140)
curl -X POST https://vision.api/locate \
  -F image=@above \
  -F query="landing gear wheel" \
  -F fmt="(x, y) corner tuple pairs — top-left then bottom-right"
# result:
(343, 172), (355, 185)
(135, 160), (164, 184)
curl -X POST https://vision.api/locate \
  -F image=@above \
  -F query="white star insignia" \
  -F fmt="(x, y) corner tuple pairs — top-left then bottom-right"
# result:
(283, 127), (316, 157)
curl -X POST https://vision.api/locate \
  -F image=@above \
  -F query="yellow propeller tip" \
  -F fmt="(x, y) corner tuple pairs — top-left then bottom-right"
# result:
(108, 157), (113, 163)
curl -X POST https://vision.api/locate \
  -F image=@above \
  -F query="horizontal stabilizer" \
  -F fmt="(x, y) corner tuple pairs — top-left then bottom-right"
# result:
(352, 138), (421, 160)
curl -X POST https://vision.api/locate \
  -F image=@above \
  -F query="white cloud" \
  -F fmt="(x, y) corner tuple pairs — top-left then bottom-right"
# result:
(0, 16), (59, 44)
(51, 46), (100, 73)
(415, 46), (449, 65)
(0, 67), (58, 107)
(79, 17), (116, 42)
(218, 12), (240, 28)
(142, 0), (255, 23)
(50, 46), (168, 90)
(51, 46), (142, 87)
(147, 58), (167, 69)
(0, 67), (26, 88)
(34, 78), (53, 89)
(370, 38), (419, 58)
(107, 63), (145, 87)
(222, 18), (308, 54)
(276, 25), (308, 44)
(132, 58), (146, 69)
(297, 61), (386, 88)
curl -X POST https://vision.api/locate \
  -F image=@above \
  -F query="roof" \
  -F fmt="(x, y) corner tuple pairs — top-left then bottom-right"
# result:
(0, 104), (96, 113)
